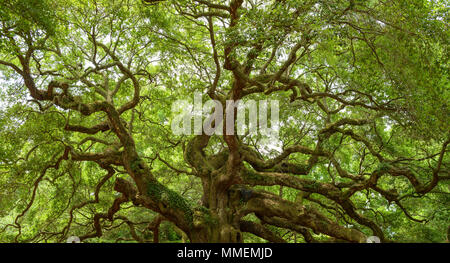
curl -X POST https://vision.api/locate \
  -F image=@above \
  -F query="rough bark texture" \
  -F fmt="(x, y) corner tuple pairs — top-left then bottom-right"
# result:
(1, 0), (447, 243)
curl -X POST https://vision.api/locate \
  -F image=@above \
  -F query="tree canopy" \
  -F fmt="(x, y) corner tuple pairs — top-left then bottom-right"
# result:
(0, 0), (448, 243)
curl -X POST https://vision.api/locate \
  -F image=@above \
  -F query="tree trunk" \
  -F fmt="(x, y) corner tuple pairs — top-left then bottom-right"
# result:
(188, 173), (244, 243)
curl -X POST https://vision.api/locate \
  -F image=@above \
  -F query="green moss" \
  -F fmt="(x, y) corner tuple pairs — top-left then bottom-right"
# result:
(147, 181), (164, 200)
(244, 169), (266, 182)
(147, 181), (193, 226)
(196, 205), (209, 214)
(130, 158), (142, 172)
(303, 181), (320, 191)
(195, 206), (218, 226)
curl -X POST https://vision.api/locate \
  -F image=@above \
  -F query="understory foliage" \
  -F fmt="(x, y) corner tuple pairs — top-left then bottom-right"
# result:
(0, 0), (448, 243)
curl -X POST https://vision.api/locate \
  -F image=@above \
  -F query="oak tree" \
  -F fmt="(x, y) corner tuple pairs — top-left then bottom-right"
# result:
(0, 0), (448, 243)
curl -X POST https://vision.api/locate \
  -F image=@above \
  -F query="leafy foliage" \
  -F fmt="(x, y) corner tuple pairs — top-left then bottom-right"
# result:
(0, 0), (448, 243)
